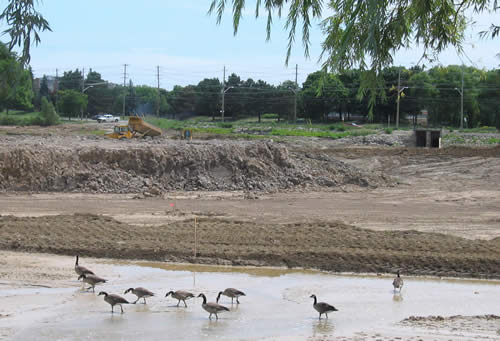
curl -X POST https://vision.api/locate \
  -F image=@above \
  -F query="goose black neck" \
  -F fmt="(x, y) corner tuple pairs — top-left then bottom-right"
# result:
(312, 295), (317, 305)
(75, 255), (79, 266)
(200, 294), (207, 304)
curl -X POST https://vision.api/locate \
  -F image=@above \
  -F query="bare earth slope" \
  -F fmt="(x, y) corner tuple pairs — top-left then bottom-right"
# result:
(0, 139), (388, 193)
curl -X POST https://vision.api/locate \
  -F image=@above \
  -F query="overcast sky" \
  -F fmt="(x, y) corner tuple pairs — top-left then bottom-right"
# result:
(3, 1), (499, 89)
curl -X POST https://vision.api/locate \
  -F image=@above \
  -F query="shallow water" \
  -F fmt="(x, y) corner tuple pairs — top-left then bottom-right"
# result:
(2, 261), (500, 340)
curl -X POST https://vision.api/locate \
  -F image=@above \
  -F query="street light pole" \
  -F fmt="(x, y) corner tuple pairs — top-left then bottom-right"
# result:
(221, 86), (233, 122)
(395, 69), (407, 129)
(293, 64), (298, 123)
(460, 66), (464, 129)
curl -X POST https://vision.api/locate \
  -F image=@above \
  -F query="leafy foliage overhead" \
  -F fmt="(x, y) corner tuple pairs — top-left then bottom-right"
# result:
(209, 0), (497, 72)
(208, 0), (498, 114)
(0, 0), (51, 65)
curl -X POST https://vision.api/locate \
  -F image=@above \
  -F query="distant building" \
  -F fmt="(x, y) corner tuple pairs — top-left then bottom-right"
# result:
(33, 76), (58, 94)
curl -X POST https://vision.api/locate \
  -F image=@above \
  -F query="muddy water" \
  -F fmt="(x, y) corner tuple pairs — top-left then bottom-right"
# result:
(1, 260), (499, 341)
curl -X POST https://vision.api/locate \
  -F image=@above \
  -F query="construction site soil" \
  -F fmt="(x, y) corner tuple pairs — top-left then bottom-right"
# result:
(0, 125), (499, 279)
(1, 214), (499, 279)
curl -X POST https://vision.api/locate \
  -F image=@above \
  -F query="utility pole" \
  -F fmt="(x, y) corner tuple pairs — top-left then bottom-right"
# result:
(81, 67), (85, 119)
(122, 64), (128, 115)
(460, 65), (464, 129)
(221, 65), (226, 122)
(454, 65), (465, 129)
(293, 64), (298, 123)
(55, 68), (59, 109)
(156, 65), (160, 117)
(396, 69), (401, 129)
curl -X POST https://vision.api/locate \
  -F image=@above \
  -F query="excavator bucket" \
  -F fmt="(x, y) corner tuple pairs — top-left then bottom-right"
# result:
(128, 117), (162, 137)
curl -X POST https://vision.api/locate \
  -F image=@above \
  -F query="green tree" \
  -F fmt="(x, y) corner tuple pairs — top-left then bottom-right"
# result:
(0, 42), (33, 113)
(58, 69), (83, 91)
(209, 0), (498, 111)
(478, 70), (500, 127)
(428, 65), (482, 127)
(85, 70), (112, 115)
(0, 0), (51, 65)
(40, 96), (59, 126)
(338, 69), (366, 121)
(302, 71), (348, 121)
(39, 75), (49, 98)
(167, 85), (198, 118)
(196, 78), (221, 118)
(57, 89), (87, 119)
(0, 42), (21, 112)
(407, 70), (439, 124)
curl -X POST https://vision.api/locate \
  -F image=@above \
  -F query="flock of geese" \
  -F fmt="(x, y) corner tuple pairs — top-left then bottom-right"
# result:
(75, 255), (404, 319)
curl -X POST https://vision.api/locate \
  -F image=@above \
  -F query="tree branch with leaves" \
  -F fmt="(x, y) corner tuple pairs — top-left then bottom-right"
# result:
(0, 0), (51, 66)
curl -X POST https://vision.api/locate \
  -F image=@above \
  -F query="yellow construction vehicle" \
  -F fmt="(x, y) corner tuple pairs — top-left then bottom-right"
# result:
(106, 116), (162, 139)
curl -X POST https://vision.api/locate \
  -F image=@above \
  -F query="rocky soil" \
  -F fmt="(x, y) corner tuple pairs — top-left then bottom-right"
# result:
(0, 138), (389, 194)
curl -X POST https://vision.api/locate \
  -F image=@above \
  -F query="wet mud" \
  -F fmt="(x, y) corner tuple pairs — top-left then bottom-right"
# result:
(1, 252), (499, 341)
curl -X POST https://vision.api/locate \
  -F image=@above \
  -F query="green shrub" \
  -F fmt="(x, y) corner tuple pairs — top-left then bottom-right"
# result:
(327, 124), (347, 132)
(262, 113), (278, 119)
(384, 128), (393, 134)
(218, 122), (233, 128)
(0, 113), (41, 126)
(40, 97), (59, 126)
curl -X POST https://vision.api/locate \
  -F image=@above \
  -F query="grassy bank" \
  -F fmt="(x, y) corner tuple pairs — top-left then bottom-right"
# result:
(0, 110), (44, 126)
(146, 116), (380, 139)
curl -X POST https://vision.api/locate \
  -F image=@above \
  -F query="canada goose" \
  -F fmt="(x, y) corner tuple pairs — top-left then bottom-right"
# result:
(98, 291), (129, 313)
(216, 288), (246, 304)
(165, 290), (195, 307)
(310, 294), (338, 319)
(124, 287), (155, 304)
(392, 270), (404, 292)
(74, 255), (94, 279)
(78, 273), (107, 293)
(198, 293), (229, 319)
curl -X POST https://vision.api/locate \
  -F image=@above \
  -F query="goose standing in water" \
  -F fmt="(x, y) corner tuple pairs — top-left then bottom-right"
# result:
(216, 288), (246, 304)
(124, 287), (155, 304)
(78, 273), (107, 292)
(74, 255), (94, 279)
(198, 293), (229, 319)
(310, 294), (338, 319)
(165, 290), (195, 307)
(98, 291), (129, 313)
(393, 270), (404, 292)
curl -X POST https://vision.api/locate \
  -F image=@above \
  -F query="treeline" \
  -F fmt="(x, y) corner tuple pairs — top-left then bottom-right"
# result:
(38, 66), (500, 128)
(2, 42), (500, 128)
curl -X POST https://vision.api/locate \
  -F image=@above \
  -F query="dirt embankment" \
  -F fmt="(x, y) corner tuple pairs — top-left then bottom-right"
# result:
(1, 214), (499, 279)
(0, 141), (389, 193)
